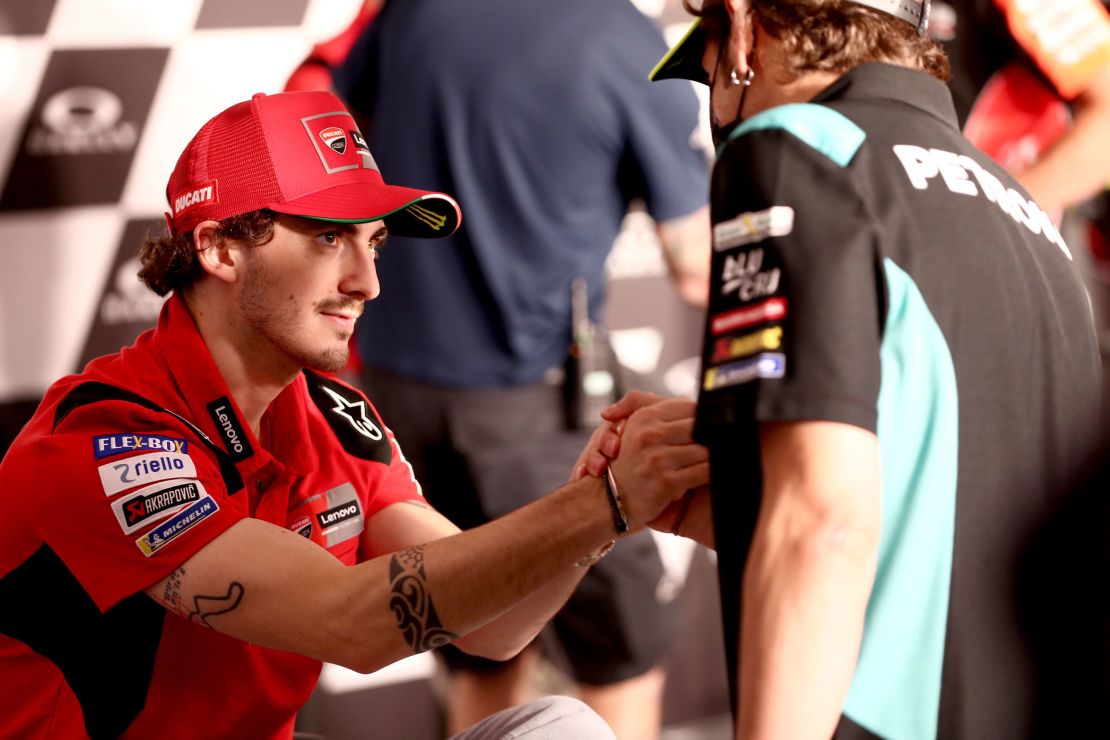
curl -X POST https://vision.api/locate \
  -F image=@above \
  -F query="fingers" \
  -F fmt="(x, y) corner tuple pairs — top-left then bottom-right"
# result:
(600, 390), (667, 422)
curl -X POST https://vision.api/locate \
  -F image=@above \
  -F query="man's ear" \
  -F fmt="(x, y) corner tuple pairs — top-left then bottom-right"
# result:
(193, 220), (240, 285)
(725, 1), (757, 77)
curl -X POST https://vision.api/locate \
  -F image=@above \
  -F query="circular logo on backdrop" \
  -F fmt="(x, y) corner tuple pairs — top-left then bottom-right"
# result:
(41, 86), (122, 135)
(29, 85), (137, 156)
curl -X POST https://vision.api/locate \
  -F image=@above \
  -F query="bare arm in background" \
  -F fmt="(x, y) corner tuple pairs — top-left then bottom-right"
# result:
(658, 205), (712, 307)
(1019, 64), (1110, 215)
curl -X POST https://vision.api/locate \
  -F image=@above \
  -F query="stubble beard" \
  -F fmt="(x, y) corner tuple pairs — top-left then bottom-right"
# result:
(239, 261), (351, 374)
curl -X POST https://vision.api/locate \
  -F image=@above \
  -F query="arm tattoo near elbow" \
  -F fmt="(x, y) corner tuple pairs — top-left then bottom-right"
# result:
(389, 545), (458, 653)
(158, 566), (245, 629)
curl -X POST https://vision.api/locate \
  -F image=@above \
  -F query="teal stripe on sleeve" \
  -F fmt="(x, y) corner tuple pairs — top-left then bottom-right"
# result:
(842, 258), (958, 740)
(721, 103), (866, 166)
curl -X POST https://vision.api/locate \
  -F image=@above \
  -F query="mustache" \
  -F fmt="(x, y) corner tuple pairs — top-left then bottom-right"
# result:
(316, 298), (364, 317)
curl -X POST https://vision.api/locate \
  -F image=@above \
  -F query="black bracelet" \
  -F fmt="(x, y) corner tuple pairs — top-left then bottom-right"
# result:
(603, 468), (629, 536)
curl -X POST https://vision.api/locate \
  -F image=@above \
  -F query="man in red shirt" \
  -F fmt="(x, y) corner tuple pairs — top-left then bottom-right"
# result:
(0, 90), (708, 739)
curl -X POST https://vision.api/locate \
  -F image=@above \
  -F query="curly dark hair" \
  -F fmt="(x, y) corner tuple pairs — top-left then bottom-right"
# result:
(138, 209), (279, 296)
(685, 0), (950, 82)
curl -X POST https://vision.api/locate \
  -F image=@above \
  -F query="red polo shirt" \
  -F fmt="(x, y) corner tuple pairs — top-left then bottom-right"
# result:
(0, 293), (424, 738)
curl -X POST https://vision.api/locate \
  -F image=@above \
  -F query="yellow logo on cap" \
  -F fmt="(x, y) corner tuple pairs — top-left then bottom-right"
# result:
(406, 203), (447, 231)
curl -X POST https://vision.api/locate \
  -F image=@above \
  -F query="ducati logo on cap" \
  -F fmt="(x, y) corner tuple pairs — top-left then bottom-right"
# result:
(319, 126), (347, 155)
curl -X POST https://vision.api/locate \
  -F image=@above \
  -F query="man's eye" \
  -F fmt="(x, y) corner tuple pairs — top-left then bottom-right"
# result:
(317, 232), (340, 246)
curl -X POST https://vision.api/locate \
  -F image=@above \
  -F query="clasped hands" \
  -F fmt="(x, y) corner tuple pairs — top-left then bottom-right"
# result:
(572, 391), (712, 542)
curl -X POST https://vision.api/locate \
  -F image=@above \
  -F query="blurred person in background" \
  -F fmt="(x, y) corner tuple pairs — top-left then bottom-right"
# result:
(931, 0), (1110, 217)
(627, 0), (1105, 737)
(327, 0), (712, 736)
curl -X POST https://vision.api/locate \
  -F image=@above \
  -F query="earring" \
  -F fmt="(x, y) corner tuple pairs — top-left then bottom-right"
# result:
(728, 68), (742, 86)
(743, 68), (755, 87)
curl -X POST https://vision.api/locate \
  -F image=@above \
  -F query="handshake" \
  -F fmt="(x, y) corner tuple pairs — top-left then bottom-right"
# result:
(571, 391), (714, 548)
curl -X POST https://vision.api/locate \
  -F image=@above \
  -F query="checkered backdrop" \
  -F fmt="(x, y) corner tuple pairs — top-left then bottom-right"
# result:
(0, 0), (709, 443)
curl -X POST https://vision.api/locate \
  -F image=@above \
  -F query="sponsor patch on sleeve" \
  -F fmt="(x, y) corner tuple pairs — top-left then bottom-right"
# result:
(710, 297), (788, 336)
(713, 206), (794, 252)
(719, 246), (782, 302)
(702, 353), (786, 391)
(111, 478), (209, 535)
(710, 326), (784, 364)
(93, 432), (189, 459)
(135, 496), (219, 557)
(98, 450), (197, 496)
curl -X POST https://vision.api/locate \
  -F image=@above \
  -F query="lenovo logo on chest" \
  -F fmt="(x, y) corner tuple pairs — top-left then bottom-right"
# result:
(317, 502), (360, 530)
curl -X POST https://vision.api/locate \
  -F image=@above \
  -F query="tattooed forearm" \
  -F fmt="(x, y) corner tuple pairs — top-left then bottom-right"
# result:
(187, 582), (245, 629)
(389, 545), (458, 653)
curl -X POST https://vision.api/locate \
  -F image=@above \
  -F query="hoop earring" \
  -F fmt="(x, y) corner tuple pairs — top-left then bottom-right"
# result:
(743, 67), (755, 87)
(728, 68), (742, 86)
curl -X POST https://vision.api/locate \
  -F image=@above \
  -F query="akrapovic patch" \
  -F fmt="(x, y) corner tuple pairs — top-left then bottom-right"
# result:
(135, 496), (219, 557)
(713, 206), (794, 252)
(703, 353), (786, 391)
(111, 478), (208, 534)
(98, 450), (196, 496)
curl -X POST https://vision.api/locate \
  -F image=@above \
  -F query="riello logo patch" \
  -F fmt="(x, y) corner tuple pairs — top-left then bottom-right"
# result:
(319, 126), (347, 154)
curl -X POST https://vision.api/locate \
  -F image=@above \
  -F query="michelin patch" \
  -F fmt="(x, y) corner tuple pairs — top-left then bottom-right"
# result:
(99, 450), (196, 496)
(135, 496), (219, 557)
(111, 478), (209, 535)
(93, 432), (188, 459)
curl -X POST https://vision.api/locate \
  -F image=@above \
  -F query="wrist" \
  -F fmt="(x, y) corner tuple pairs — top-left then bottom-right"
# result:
(603, 467), (630, 536)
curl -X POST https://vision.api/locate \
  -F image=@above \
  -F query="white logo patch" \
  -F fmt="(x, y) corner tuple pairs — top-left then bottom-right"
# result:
(891, 144), (1072, 259)
(720, 248), (781, 301)
(321, 386), (383, 440)
(111, 478), (209, 535)
(98, 450), (196, 496)
(713, 206), (794, 252)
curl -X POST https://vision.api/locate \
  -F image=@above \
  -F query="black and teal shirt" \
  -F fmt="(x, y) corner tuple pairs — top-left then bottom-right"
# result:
(695, 63), (1102, 739)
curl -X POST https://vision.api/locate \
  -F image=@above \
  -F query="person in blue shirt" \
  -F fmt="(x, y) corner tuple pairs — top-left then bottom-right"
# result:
(332, 1), (711, 736)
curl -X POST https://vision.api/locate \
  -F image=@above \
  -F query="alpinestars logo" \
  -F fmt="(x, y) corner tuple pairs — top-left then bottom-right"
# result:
(321, 386), (383, 440)
(320, 126), (347, 154)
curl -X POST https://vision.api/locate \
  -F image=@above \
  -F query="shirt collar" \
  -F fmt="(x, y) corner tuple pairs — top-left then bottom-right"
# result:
(155, 293), (314, 478)
(811, 62), (959, 129)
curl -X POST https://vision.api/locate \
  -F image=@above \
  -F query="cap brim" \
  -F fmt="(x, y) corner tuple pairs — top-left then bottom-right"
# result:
(649, 19), (709, 85)
(270, 183), (462, 239)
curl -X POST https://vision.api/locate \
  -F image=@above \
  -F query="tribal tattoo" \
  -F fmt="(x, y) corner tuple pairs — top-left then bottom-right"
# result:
(389, 545), (458, 653)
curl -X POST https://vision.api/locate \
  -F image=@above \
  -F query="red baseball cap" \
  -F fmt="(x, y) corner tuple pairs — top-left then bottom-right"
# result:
(164, 90), (461, 239)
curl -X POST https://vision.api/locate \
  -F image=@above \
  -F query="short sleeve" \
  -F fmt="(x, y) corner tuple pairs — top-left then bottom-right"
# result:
(695, 112), (883, 438)
(39, 402), (247, 612)
(600, 16), (709, 221)
(363, 423), (426, 517)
